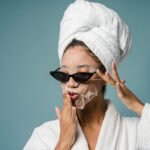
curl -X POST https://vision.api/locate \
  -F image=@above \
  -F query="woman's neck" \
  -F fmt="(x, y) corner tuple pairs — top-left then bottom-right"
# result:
(77, 95), (107, 128)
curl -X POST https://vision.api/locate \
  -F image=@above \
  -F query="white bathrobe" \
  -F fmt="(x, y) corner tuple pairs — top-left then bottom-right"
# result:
(23, 100), (150, 150)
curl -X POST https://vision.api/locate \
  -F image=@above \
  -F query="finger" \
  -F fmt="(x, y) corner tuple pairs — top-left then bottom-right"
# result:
(55, 106), (61, 120)
(63, 93), (72, 108)
(66, 94), (72, 108)
(116, 82), (126, 98)
(72, 107), (77, 121)
(62, 92), (68, 105)
(97, 68), (116, 87)
(119, 82), (129, 92)
(62, 93), (72, 115)
(112, 61), (121, 82)
(96, 69), (113, 85)
(96, 69), (107, 80)
(105, 72), (116, 87)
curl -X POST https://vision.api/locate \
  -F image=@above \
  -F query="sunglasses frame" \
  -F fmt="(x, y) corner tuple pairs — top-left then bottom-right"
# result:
(50, 68), (96, 83)
(50, 65), (106, 83)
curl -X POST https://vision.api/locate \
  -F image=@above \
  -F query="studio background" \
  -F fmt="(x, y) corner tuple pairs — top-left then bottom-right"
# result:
(0, 0), (150, 149)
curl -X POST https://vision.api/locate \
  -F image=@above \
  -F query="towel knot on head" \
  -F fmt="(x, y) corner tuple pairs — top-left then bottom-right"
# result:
(58, 0), (132, 74)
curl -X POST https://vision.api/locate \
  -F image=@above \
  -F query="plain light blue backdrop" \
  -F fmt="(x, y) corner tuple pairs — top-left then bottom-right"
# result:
(0, 0), (150, 149)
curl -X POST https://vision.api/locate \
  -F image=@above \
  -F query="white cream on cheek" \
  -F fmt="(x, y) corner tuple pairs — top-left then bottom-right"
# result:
(61, 81), (100, 109)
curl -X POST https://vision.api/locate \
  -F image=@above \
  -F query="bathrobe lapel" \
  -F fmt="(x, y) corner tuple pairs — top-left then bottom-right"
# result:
(72, 100), (121, 150)
(95, 100), (121, 150)
(72, 122), (89, 150)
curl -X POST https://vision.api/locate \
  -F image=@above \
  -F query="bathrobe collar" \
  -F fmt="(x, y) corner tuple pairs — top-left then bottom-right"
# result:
(72, 100), (121, 150)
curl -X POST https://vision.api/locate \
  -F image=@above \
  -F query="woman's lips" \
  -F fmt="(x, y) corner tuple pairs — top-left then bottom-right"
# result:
(68, 92), (79, 101)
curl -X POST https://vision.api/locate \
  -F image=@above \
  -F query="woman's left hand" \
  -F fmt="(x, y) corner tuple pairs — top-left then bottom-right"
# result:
(96, 61), (144, 116)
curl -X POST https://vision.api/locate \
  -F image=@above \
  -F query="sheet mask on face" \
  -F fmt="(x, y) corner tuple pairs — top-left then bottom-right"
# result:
(59, 66), (102, 109)
(61, 81), (100, 109)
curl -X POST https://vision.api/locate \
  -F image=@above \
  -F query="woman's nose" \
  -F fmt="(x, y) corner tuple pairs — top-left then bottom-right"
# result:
(66, 77), (79, 88)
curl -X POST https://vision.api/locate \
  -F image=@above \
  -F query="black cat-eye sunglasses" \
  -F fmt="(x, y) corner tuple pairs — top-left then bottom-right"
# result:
(50, 65), (105, 83)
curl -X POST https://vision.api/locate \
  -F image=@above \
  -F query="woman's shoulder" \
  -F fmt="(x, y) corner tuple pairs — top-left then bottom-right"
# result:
(33, 119), (60, 146)
(39, 119), (59, 128)
(119, 116), (140, 140)
(107, 99), (140, 126)
(23, 120), (60, 149)
(121, 116), (140, 129)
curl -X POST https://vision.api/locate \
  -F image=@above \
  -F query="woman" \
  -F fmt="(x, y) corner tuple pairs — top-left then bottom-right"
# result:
(24, 0), (150, 149)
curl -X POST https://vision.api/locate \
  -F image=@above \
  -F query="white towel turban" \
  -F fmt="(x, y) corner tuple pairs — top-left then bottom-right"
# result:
(58, 0), (132, 74)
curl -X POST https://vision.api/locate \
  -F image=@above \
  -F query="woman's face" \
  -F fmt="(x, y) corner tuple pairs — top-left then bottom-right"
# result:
(61, 45), (105, 109)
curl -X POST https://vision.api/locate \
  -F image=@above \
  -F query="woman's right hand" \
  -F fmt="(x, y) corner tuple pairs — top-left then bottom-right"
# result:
(55, 93), (77, 150)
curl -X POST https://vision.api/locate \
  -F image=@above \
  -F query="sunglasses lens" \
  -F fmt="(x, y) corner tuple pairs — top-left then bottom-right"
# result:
(50, 71), (68, 83)
(50, 69), (95, 83)
(74, 73), (93, 83)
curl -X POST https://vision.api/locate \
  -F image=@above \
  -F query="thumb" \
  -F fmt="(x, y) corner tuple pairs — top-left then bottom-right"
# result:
(55, 106), (61, 120)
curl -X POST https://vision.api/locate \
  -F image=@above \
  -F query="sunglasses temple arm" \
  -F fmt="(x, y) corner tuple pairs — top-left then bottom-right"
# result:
(90, 79), (102, 81)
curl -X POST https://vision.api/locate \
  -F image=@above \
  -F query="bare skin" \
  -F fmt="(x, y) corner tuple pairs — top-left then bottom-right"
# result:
(96, 62), (144, 116)
(77, 95), (107, 150)
(55, 46), (144, 150)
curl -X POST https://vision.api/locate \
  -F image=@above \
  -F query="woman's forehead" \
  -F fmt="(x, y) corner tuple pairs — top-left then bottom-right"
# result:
(61, 64), (91, 69)
(60, 64), (98, 73)
(62, 46), (97, 63)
